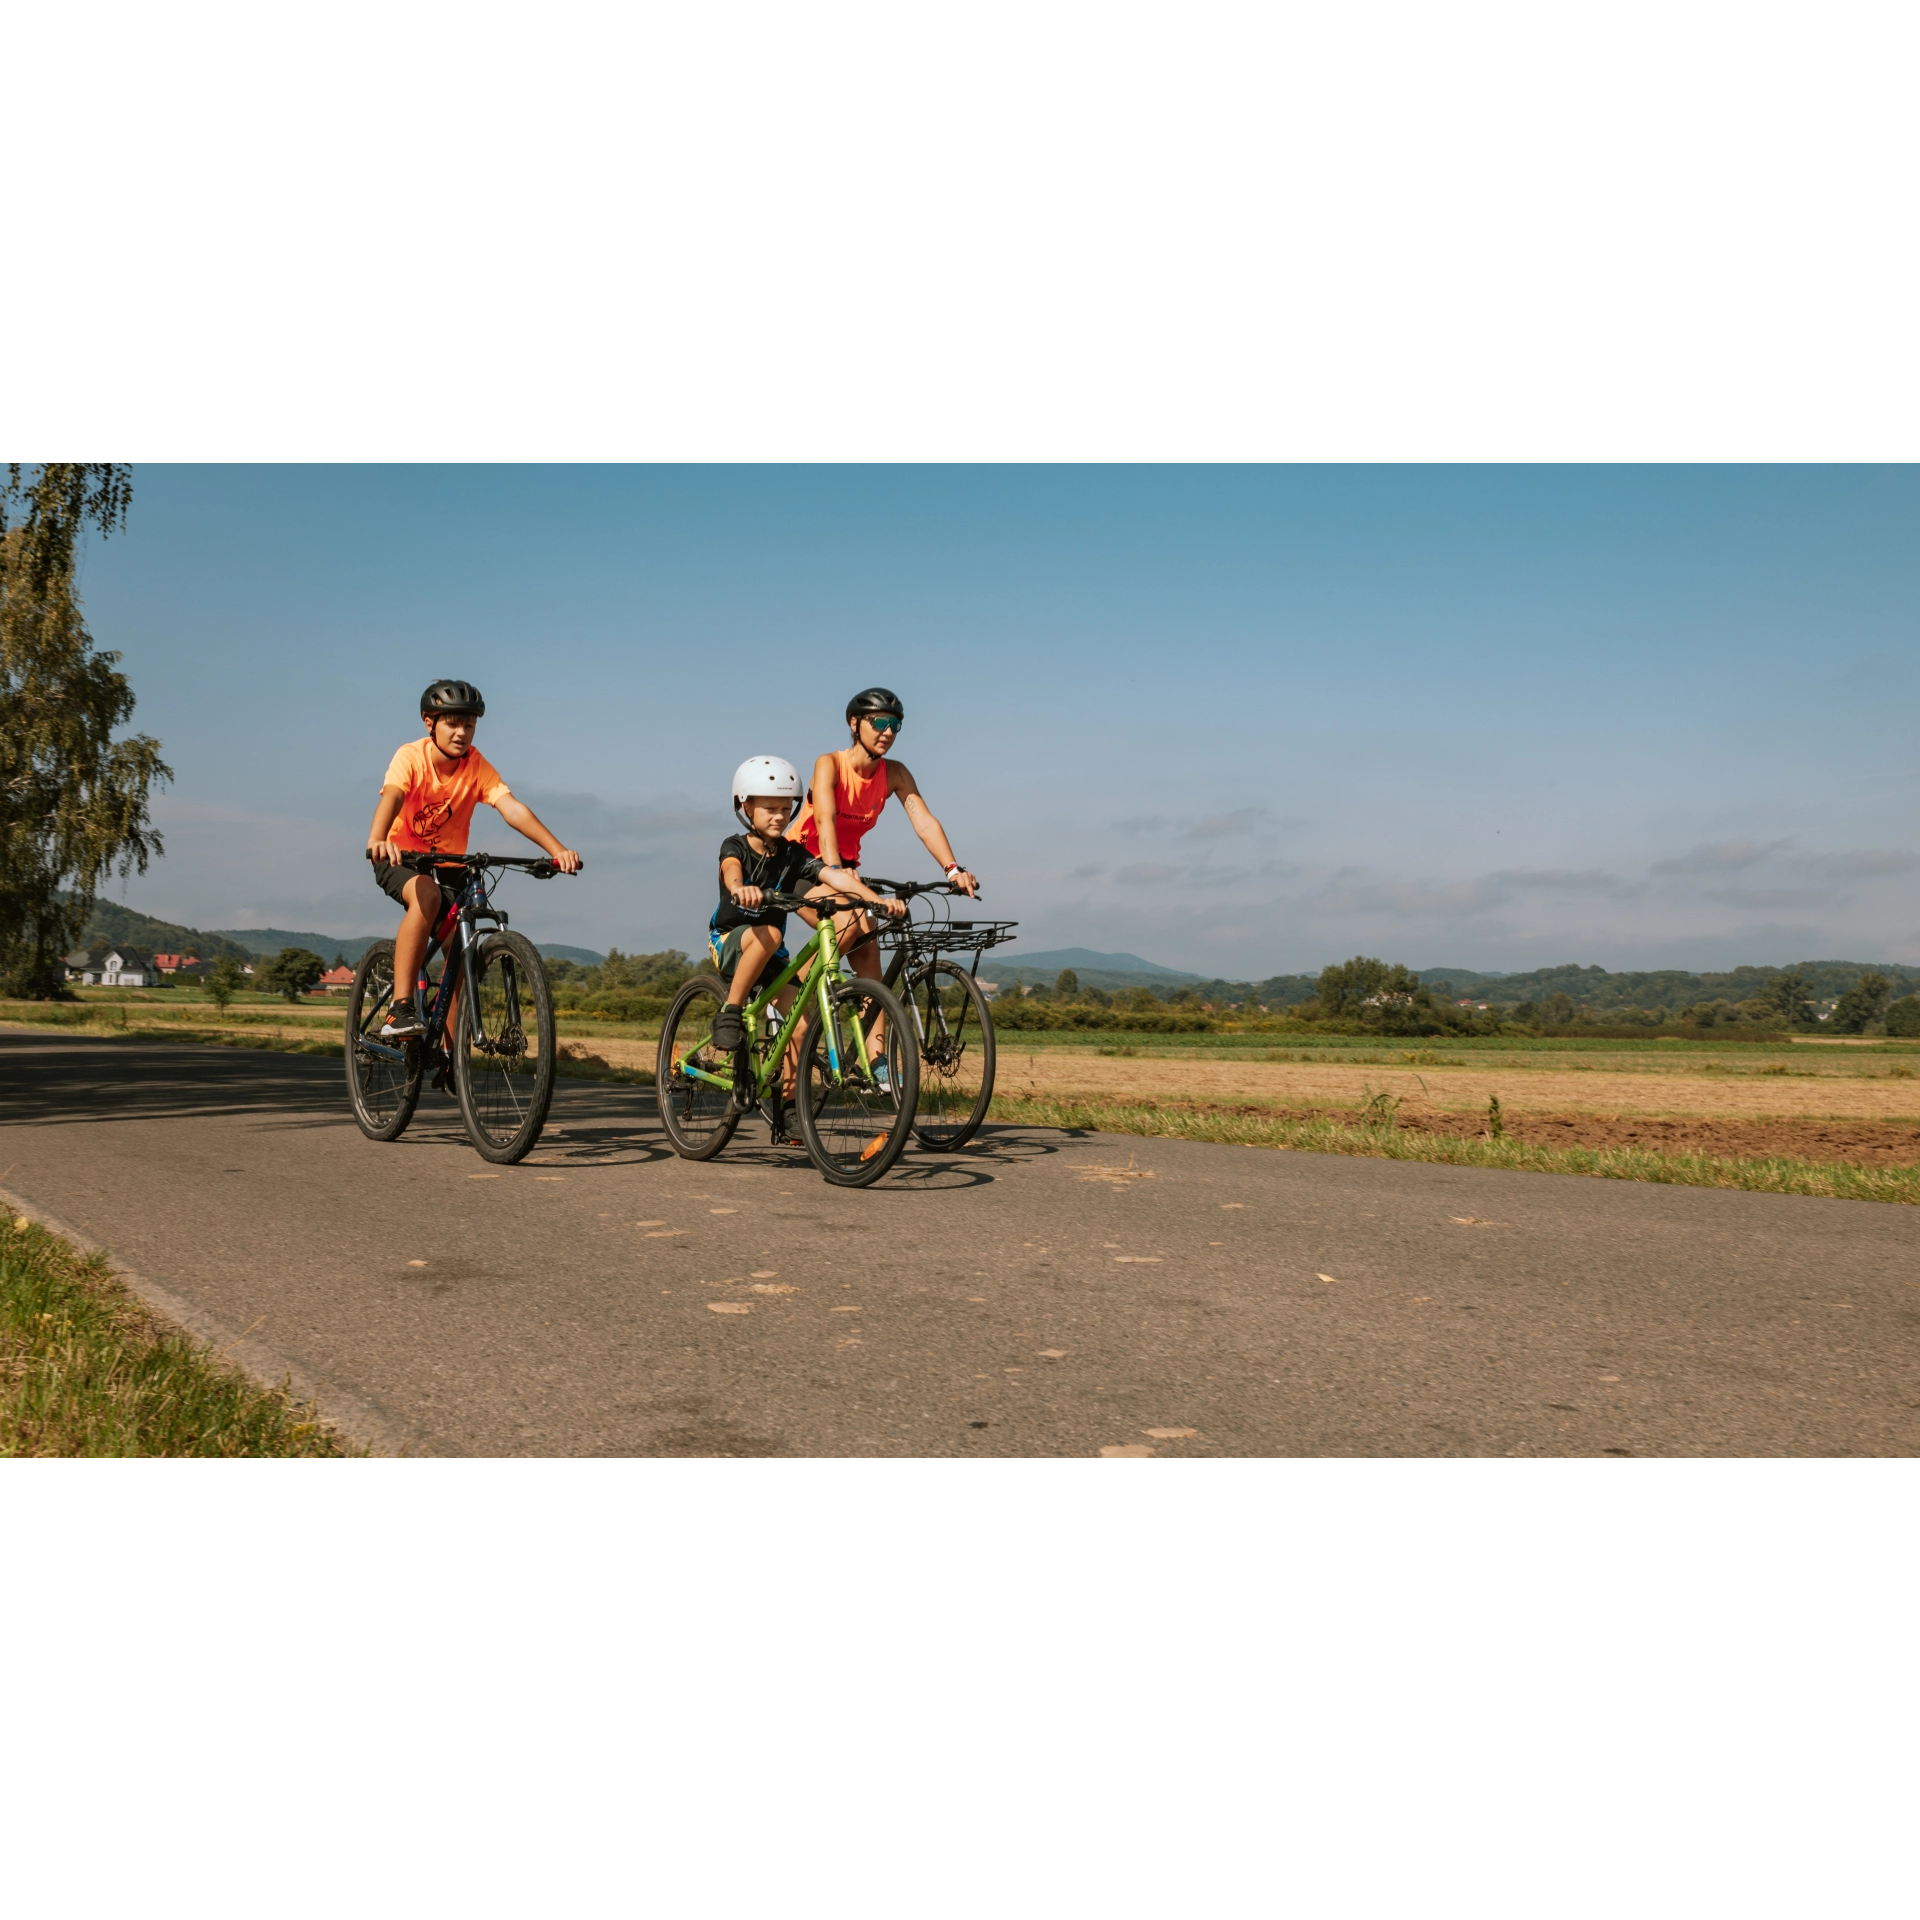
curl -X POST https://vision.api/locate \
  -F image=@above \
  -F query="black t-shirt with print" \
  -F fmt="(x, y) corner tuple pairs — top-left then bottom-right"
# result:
(714, 833), (826, 931)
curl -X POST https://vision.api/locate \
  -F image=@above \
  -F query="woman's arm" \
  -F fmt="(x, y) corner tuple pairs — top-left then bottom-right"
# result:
(495, 796), (583, 873)
(818, 865), (906, 918)
(888, 762), (977, 897)
(809, 754), (843, 868)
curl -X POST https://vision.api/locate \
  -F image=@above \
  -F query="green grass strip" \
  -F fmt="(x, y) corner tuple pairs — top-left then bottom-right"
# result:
(0, 1216), (351, 1456)
(987, 1093), (1920, 1205)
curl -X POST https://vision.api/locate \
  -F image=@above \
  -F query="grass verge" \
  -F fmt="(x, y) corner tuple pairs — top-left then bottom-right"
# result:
(1, 1215), (351, 1456)
(987, 1093), (1920, 1205)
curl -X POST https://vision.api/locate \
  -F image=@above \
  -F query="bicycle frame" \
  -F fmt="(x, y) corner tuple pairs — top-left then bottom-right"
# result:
(673, 906), (878, 1103)
(354, 866), (506, 1068)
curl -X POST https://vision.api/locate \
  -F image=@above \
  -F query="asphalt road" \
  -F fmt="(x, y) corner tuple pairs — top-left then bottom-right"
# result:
(5, 1033), (1917, 1456)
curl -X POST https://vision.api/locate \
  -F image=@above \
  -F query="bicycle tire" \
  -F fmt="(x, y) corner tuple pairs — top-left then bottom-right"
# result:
(794, 976), (920, 1188)
(345, 938), (422, 1141)
(904, 959), (996, 1149)
(656, 974), (741, 1160)
(453, 929), (556, 1164)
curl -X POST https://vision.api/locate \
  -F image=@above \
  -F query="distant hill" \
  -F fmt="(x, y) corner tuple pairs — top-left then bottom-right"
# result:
(531, 944), (606, 967)
(75, 900), (603, 970)
(979, 948), (1200, 990)
(211, 927), (381, 964)
(211, 927), (606, 968)
(78, 899), (256, 964)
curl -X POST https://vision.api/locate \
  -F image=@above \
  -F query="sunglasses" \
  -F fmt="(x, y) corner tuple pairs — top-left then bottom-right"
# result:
(862, 713), (902, 734)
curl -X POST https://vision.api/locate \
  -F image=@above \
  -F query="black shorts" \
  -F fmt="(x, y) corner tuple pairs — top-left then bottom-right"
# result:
(372, 855), (460, 912)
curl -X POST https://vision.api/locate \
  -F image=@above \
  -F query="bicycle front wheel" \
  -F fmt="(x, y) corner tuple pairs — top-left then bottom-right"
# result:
(656, 975), (741, 1160)
(453, 929), (556, 1164)
(904, 960), (996, 1149)
(345, 938), (422, 1141)
(794, 977), (920, 1187)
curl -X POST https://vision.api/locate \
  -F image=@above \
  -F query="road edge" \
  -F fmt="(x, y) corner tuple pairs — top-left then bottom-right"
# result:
(0, 1181), (439, 1458)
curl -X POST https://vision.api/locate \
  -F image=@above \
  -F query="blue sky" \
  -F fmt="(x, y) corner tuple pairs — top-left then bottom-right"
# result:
(79, 464), (1919, 975)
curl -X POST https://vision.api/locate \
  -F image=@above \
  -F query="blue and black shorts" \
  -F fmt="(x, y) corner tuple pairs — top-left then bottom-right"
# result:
(708, 911), (789, 983)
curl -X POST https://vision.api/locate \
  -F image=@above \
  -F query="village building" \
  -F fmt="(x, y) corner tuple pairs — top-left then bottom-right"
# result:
(319, 966), (355, 992)
(63, 946), (159, 987)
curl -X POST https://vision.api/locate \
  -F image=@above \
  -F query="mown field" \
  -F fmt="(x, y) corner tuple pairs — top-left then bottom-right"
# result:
(10, 990), (1920, 1200)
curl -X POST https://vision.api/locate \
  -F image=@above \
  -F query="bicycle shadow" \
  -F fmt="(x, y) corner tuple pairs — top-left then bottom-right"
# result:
(0, 1032), (356, 1130)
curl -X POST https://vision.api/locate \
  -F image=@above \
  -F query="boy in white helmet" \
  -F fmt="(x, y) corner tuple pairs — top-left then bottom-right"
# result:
(710, 756), (902, 1068)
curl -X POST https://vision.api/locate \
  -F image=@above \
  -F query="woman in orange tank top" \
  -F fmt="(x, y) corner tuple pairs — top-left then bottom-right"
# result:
(788, 686), (979, 988)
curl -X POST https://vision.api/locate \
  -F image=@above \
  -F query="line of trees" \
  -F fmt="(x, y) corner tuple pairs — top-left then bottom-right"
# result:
(541, 946), (712, 1013)
(998, 955), (1920, 1037)
(1, 465), (170, 998)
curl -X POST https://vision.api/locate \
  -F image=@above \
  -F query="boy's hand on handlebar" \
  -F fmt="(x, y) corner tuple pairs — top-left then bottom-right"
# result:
(553, 848), (583, 874)
(732, 884), (764, 909)
(368, 838), (405, 866)
(951, 869), (979, 898)
(879, 896), (908, 919)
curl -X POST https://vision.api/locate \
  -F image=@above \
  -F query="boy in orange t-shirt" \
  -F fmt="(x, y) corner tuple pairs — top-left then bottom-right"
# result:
(365, 679), (581, 1038)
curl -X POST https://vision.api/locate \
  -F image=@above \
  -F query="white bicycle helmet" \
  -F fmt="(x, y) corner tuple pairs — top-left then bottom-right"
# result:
(731, 755), (803, 830)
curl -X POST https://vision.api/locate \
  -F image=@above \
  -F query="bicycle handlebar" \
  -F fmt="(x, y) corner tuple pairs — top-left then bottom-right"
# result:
(754, 888), (898, 915)
(370, 849), (574, 878)
(861, 877), (974, 899)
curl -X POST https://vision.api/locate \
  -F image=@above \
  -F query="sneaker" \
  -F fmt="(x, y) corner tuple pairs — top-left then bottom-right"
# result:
(382, 999), (424, 1040)
(710, 1004), (746, 1053)
(870, 1058), (892, 1094)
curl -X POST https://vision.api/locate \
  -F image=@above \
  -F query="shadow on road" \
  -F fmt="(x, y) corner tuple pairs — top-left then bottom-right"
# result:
(0, 1034), (363, 1129)
(0, 1036), (1105, 1184)
(0, 1033), (672, 1165)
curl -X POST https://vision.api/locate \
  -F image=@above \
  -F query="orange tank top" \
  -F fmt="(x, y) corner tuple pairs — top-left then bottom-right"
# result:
(792, 755), (889, 866)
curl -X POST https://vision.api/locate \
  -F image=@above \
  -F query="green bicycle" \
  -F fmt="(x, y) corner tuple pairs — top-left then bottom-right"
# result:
(655, 888), (921, 1188)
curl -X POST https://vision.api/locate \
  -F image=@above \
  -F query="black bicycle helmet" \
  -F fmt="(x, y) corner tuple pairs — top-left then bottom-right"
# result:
(421, 679), (486, 717)
(846, 686), (903, 724)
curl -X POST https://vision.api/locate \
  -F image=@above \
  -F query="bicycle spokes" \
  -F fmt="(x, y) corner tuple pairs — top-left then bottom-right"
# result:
(345, 940), (423, 1142)
(795, 979), (919, 1186)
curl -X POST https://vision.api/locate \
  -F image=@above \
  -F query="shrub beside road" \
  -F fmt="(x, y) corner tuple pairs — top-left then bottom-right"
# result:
(1, 1214), (347, 1457)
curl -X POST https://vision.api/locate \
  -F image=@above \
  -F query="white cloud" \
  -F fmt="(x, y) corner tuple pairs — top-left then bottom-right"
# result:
(1488, 867), (1628, 893)
(1650, 839), (1790, 875)
(1827, 849), (1919, 876)
(1179, 807), (1268, 842)
(1699, 887), (1837, 910)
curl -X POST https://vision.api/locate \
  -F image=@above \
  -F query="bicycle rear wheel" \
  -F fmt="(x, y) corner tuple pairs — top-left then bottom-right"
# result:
(794, 977), (920, 1187)
(656, 975), (741, 1160)
(904, 960), (996, 1149)
(345, 938), (422, 1141)
(453, 929), (556, 1164)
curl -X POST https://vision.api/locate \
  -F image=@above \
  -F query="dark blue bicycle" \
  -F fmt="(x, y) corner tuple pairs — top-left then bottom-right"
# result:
(345, 851), (561, 1164)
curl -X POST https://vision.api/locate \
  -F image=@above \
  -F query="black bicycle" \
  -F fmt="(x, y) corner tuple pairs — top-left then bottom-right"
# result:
(346, 852), (565, 1164)
(865, 879), (1017, 1150)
